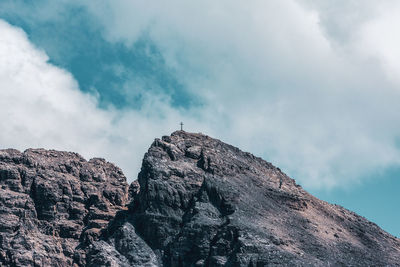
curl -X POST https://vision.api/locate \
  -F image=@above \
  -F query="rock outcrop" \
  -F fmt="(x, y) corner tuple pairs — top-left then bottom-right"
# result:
(1, 131), (400, 266)
(0, 149), (128, 266)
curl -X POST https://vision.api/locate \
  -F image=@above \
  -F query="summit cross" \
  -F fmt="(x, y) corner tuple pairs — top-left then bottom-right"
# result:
(180, 122), (184, 131)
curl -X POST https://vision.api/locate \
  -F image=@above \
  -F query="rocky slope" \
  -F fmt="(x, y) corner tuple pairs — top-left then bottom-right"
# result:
(1, 131), (400, 266)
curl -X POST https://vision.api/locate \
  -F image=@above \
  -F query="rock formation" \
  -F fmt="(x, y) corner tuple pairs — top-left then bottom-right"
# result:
(0, 149), (128, 266)
(1, 131), (400, 266)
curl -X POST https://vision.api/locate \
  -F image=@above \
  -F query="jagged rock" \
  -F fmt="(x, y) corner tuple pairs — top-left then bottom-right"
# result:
(0, 149), (128, 266)
(1, 132), (400, 266)
(87, 131), (400, 266)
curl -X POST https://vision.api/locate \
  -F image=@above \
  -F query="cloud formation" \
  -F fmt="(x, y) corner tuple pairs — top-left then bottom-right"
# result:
(80, 0), (400, 188)
(1, 1), (400, 190)
(0, 19), (206, 181)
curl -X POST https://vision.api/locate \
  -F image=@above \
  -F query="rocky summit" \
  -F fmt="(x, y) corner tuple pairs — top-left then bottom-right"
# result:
(0, 131), (400, 266)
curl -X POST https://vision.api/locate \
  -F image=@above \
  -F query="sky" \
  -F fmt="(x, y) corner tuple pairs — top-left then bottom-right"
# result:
(0, 1), (399, 237)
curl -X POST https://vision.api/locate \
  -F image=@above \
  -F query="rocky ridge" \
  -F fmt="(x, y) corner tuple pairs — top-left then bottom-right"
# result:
(1, 131), (400, 266)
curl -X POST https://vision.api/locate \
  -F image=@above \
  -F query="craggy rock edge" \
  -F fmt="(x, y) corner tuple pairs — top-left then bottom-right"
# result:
(1, 131), (400, 266)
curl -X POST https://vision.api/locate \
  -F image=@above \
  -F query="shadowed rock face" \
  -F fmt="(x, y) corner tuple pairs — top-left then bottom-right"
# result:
(1, 132), (400, 266)
(87, 131), (400, 266)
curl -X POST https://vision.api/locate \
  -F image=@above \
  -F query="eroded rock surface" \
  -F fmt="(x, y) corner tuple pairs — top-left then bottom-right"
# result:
(88, 131), (400, 266)
(1, 131), (400, 266)
(0, 149), (128, 266)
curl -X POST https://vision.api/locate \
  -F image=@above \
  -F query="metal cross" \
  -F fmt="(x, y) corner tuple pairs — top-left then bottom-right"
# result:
(180, 122), (184, 131)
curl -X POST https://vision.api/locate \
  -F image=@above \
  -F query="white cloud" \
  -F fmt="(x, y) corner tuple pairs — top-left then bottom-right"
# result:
(354, 3), (400, 84)
(80, 0), (400, 189)
(298, 0), (400, 84)
(0, 19), (206, 181)
(2, 0), (400, 190)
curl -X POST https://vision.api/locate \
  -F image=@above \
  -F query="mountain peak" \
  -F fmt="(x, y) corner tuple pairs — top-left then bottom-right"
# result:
(0, 133), (399, 266)
(111, 132), (400, 266)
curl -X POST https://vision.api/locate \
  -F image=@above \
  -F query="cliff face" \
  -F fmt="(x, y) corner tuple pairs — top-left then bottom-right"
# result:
(1, 132), (400, 266)
(0, 149), (128, 266)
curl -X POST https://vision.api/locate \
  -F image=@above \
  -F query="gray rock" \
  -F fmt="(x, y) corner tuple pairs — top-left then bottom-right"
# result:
(0, 148), (128, 266)
(1, 132), (400, 266)
(91, 131), (400, 266)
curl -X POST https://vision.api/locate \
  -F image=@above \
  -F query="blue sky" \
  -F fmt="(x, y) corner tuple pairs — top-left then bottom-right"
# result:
(0, 1), (399, 237)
